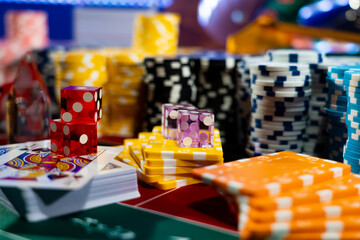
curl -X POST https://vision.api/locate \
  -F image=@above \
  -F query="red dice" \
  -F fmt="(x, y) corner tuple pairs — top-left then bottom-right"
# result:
(60, 86), (102, 124)
(50, 86), (102, 157)
(63, 122), (97, 157)
(50, 119), (63, 155)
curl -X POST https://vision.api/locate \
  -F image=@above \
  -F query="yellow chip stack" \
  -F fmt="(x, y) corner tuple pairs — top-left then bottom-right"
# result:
(116, 126), (224, 190)
(100, 48), (145, 138)
(132, 13), (180, 56)
(54, 49), (108, 102)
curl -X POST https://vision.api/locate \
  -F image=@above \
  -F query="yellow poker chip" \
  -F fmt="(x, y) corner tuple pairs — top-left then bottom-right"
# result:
(116, 149), (195, 183)
(124, 139), (139, 151)
(152, 126), (162, 133)
(145, 158), (223, 167)
(193, 151), (351, 198)
(129, 144), (145, 170)
(142, 164), (197, 175)
(143, 137), (223, 161)
(148, 177), (202, 190)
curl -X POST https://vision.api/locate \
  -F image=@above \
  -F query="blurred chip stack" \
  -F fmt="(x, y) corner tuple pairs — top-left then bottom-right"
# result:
(193, 151), (352, 240)
(191, 51), (242, 160)
(5, 10), (49, 50)
(325, 65), (360, 162)
(143, 56), (197, 131)
(133, 13), (180, 55)
(236, 55), (266, 156)
(101, 48), (145, 138)
(343, 70), (360, 173)
(54, 50), (108, 101)
(32, 47), (65, 118)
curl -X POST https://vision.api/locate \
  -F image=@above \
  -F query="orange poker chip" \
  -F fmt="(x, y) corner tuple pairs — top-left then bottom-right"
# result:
(245, 194), (360, 223)
(243, 216), (360, 238)
(192, 151), (351, 197)
(244, 174), (360, 211)
(283, 231), (360, 240)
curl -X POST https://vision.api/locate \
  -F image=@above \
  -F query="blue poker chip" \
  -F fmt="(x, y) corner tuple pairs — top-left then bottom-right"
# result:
(346, 108), (360, 118)
(325, 104), (347, 112)
(329, 95), (348, 102)
(347, 102), (360, 111)
(327, 80), (346, 91)
(327, 90), (347, 97)
(325, 108), (347, 118)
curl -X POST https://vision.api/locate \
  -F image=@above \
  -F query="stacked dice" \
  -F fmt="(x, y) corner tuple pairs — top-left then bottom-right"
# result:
(50, 86), (102, 157)
(117, 103), (224, 190)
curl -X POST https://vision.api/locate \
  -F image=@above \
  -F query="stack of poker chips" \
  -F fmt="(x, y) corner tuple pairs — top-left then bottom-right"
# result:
(236, 55), (266, 156)
(266, 49), (326, 157)
(54, 50), (108, 102)
(302, 62), (329, 157)
(191, 51), (242, 159)
(343, 70), (360, 173)
(101, 48), (145, 138)
(143, 56), (197, 131)
(132, 13), (180, 55)
(117, 103), (223, 190)
(246, 62), (311, 156)
(325, 65), (360, 162)
(32, 47), (65, 118)
(193, 151), (355, 240)
(5, 10), (49, 50)
(117, 126), (223, 190)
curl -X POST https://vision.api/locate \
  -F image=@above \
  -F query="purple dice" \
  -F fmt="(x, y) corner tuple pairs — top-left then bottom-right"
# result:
(161, 103), (197, 139)
(177, 109), (214, 148)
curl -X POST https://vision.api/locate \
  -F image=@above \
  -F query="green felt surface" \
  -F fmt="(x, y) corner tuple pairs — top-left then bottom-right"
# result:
(0, 202), (238, 240)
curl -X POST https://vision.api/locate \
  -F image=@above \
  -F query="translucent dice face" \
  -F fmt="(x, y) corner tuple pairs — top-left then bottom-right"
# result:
(50, 119), (63, 155)
(62, 122), (97, 157)
(61, 86), (102, 124)
(177, 110), (214, 148)
(162, 103), (197, 139)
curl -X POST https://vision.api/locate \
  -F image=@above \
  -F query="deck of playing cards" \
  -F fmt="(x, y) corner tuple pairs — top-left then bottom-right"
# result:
(0, 140), (140, 222)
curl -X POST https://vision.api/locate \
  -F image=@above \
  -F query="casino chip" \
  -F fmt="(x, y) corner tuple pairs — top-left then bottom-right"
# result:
(325, 65), (360, 162)
(246, 60), (311, 156)
(343, 69), (360, 173)
(143, 56), (197, 132)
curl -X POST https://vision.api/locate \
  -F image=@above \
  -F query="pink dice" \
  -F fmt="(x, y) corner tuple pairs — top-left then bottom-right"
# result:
(60, 86), (102, 124)
(63, 122), (97, 157)
(177, 109), (214, 148)
(161, 103), (197, 139)
(51, 86), (101, 157)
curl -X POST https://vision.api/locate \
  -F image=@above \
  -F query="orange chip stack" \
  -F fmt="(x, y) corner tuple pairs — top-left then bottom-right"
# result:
(115, 126), (224, 190)
(192, 152), (357, 239)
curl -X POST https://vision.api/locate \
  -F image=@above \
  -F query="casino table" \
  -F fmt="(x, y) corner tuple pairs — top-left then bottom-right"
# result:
(0, 182), (239, 240)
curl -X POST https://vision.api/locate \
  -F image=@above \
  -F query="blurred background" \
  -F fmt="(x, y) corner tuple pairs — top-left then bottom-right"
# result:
(1, 0), (360, 160)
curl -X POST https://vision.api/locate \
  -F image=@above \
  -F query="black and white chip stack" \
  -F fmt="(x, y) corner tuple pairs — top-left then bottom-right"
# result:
(236, 55), (266, 156)
(247, 61), (311, 156)
(32, 47), (65, 119)
(266, 49), (326, 156)
(143, 56), (197, 131)
(190, 51), (242, 160)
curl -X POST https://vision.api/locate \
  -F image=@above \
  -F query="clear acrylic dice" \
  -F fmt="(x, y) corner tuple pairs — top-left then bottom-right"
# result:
(60, 86), (102, 124)
(162, 103), (197, 139)
(177, 109), (214, 148)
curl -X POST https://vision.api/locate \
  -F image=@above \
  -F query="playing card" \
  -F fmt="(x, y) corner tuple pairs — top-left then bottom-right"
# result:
(0, 140), (124, 190)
